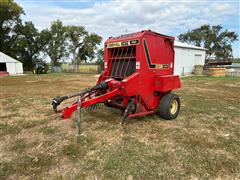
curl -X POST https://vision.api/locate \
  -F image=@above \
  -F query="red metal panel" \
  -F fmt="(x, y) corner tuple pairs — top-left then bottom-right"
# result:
(61, 88), (121, 119)
(154, 75), (181, 92)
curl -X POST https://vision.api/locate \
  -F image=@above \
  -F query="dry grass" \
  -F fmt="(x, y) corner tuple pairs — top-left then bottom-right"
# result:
(0, 74), (240, 179)
(62, 64), (99, 73)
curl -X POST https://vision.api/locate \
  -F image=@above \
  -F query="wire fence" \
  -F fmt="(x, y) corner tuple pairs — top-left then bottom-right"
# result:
(225, 68), (240, 77)
(51, 64), (103, 74)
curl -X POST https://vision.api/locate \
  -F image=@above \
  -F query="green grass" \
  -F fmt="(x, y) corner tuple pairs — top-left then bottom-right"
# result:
(0, 154), (55, 178)
(0, 124), (21, 136)
(62, 136), (95, 161)
(0, 74), (239, 179)
(182, 75), (239, 81)
(103, 137), (169, 179)
(39, 126), (59, 135)
(9, 139), (27, 153)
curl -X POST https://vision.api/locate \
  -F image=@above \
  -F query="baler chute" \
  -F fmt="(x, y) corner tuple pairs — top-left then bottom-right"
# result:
(52, 30), (181, 123)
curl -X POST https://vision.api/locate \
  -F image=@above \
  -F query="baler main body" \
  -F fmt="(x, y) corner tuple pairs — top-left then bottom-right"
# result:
(52, 30), (181, 122)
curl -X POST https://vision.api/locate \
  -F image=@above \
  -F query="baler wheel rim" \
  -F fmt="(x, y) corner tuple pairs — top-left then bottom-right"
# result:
(170, 99), (178, 115)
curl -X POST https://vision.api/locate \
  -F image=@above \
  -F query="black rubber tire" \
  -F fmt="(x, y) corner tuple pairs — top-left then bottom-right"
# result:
(157, 93), (180, 120)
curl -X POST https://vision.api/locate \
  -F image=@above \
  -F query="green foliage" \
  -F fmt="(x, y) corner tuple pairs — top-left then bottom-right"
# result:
(66, 25), (87, 65)
(77, 33), (102, 63)
(231, 58), (240, 63)
(0, 1), (102, 69)
(44, 23), (102, 66)
(43, 20), (69, 66)
(96, 48), (104, 70)
(178, 24), (238, 61)
(12, 21), (48, 70)
(0, 0), (24, 55)
(96, 48), (104, 63)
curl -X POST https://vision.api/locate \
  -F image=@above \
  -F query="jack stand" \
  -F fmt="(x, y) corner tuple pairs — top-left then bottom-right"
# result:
(121, 98), (134, 125)
(77, 96), (81, 136)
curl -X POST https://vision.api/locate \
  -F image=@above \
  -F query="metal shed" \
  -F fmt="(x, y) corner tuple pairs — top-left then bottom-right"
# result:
(0, 52), (23, 75)
(174, 42), (206, 76)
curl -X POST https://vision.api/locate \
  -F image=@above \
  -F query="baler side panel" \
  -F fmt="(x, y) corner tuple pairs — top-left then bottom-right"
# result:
(120, 73), (140, 96)
(154, 75), (181, 92)
(164, 39), (175, 75)
(142, 34), (174, 75)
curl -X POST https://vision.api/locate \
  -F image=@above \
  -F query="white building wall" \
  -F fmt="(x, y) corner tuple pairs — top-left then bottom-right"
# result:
(15, 62), (23, 74)
(174, 47), (206, 76)
(0, 52), (23, 74)
(5, 62), (23, 74)
(6, 62), (16, 74)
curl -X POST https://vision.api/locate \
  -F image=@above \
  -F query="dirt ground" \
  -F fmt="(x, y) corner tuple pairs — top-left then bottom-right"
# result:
(0, 73), (240, 179)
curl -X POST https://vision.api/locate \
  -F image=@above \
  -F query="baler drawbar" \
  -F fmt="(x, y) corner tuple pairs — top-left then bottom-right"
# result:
(52, 30), (181, 123)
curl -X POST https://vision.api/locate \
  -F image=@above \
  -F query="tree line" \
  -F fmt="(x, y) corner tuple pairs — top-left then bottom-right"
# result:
(178, 24), (238, 61)
(1, 1), (238, 72)
(0, 0), (102, 71)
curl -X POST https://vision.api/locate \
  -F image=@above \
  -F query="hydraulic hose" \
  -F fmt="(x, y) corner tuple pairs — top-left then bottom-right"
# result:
(51, 81), (108, 112)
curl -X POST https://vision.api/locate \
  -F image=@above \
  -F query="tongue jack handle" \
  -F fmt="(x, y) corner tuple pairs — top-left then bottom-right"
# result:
(77, 96), (81, 136)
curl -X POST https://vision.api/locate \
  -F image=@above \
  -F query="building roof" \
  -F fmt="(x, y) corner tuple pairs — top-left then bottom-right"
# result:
(0, 52), (22, 63)
(174, 41), (207, 51)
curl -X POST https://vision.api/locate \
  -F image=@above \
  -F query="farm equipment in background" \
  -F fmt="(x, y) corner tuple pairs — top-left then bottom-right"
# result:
(33, 62), (47, 74)
(52, 30), (181, 124)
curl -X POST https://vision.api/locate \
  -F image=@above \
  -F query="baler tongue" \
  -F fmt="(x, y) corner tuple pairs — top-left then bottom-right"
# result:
(51, 81), (109, 112)
(51, 79), (124, 119)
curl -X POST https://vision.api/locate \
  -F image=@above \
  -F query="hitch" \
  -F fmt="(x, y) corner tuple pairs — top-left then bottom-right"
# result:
(51, 79), (123, 119)
(51, 81), (109, 112)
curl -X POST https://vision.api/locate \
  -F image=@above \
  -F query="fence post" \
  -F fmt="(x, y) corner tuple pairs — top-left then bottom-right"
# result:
(182, 67), (185, 76)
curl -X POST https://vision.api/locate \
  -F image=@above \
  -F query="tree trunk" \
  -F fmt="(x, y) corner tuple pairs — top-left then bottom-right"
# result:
(72, 50), (79, 72)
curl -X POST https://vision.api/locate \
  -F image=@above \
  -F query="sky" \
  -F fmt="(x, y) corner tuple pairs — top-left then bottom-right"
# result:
(16, 0), (240, 58)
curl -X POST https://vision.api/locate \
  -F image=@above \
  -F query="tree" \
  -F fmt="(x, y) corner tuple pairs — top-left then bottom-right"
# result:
(66, 25), (87, 65)
(178, 24), (238, 61)
(12, 21), (49, 70)
(0, 0), (24, 56)
(96, 48), (104, 71)
(43, 20), (68, 65)
(77, 33), (102, 63)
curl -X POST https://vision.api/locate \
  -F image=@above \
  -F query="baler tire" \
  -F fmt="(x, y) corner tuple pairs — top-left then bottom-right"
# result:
(157, 93), (180, 120)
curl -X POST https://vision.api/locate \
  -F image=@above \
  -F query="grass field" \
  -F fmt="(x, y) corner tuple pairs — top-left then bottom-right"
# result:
(1, 74), (240, 179)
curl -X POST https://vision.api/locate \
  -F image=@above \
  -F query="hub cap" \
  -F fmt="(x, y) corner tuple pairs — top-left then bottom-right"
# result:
(170, 99), (178, 115)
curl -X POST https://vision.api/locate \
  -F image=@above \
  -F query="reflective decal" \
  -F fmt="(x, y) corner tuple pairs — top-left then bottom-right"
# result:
(107, 39), (139, 48)
(136, 62), (140, 69)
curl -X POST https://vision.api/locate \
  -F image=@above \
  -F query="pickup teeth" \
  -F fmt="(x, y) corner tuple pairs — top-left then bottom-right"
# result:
(86, 103), (100, 111)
